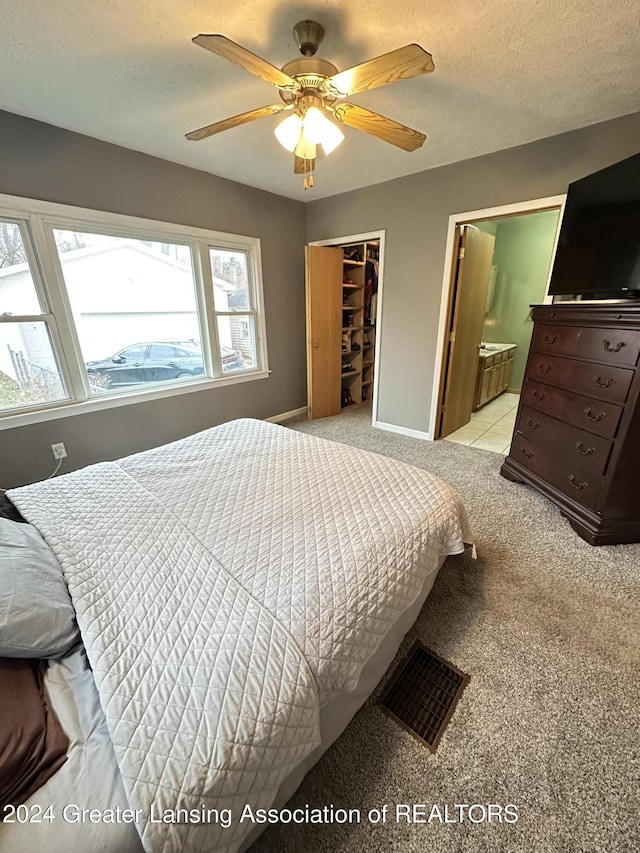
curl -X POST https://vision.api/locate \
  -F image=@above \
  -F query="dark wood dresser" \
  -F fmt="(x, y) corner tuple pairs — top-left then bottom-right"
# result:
(500, 303), (640, 545)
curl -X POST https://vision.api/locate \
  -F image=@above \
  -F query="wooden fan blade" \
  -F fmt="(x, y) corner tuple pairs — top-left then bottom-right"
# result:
(294, 156), (316, 174)
(326, 44), (434, 97)
(193, 34), (298, 90)
(332, 103), (426, 151)
(333, 104), (427, 151)
(186, 104), (290, 141)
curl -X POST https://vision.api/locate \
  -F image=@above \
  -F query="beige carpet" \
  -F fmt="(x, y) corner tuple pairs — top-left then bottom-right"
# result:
(250, 405), (640, 853)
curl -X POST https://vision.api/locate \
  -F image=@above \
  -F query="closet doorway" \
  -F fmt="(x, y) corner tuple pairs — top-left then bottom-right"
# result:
(307, 230), (385, 424)
(431, 196), (565, 444)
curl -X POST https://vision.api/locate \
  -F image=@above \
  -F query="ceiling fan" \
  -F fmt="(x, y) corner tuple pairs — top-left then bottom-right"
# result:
(186, 20), (435, 188)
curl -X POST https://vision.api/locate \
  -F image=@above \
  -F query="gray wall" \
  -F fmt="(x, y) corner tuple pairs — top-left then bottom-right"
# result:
(305, 111), (640, 435)
(0, 110), (307, 488)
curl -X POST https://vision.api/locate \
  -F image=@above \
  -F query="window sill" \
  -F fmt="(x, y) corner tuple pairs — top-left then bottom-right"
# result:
(0, 369), (270, 431)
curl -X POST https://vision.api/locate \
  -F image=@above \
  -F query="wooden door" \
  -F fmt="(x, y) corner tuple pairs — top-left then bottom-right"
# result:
(440, 226), (496, 437)
(305, 245), (343, 419)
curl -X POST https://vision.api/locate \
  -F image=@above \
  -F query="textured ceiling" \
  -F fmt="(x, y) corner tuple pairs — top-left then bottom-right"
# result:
(1, 0), (639, 201)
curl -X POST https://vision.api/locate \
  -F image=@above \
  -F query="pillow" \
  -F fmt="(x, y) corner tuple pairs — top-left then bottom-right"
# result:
(0, 658), (69, 811)
(0, 518), (80, 658)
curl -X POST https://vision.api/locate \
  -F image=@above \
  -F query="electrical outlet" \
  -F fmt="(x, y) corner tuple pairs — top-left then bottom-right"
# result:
(51, 442), (67, 460)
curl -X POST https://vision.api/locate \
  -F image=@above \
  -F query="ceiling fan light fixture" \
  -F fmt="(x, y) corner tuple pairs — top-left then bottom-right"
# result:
(275, 113), (303, 151)
(319, 120), (344, 155)
(301, 106), (328, 144)
(294, 134), (317, 160)
(301, 107), (344, 155)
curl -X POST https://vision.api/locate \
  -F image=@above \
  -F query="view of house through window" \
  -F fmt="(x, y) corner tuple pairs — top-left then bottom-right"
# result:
(53, 230), (206, 394)
(0, 220), (68, 411)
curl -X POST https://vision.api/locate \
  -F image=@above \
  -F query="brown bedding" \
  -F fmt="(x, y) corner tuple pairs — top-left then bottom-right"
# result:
(0, 494), (26, 524)
(0, 658), (69, 815)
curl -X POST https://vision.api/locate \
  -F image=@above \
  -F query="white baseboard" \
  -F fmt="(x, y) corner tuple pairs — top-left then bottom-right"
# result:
(265, 406), (308, 423)
(374, 420), (433, 441)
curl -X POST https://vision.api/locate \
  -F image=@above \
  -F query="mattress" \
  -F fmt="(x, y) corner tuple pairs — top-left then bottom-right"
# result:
(6, 418), (472, 852)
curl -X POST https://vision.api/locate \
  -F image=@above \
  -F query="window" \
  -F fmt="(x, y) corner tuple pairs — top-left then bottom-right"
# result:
(0, 196), (269, 425)
(209, 248), (258, 372)
(0, 220), (68, 412)
(120, 345), (149, 360)
(52, 229), (203, 395)
(148, 344), (181, 359)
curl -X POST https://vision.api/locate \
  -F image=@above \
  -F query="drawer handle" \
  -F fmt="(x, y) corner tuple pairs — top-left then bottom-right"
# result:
(537, 363), (552, 373)
(543, 334), (557, 344)
(568, 474), (588, 491)
(602, 340), (626, 353)
(532, 390), (546, 401)
(593, 376), (615, 388)
(525, 417), (540, 429)
(584, 408), (605, 422)
(520, 447), (534, 459)
(575, 442), (595, 456)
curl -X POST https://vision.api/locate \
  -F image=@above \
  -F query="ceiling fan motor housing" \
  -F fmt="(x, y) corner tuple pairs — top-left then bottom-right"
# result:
(293, 20), (325, 56)
(278, 57), (340, 105)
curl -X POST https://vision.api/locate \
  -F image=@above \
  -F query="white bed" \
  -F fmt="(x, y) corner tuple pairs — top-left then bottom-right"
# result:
(2, 418), (472, 853)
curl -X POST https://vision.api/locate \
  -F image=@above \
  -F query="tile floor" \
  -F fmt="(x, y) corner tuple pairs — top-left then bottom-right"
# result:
(443, 393), (520, 454)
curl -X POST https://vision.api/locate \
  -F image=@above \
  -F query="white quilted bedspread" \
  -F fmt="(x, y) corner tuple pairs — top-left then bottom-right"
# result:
(10, 419), (471, 853)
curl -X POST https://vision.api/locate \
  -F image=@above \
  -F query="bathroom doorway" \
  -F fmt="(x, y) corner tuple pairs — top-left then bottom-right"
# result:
(432, 197), (564, 448)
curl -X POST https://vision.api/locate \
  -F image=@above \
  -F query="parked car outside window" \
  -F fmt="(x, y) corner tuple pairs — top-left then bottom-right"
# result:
(86, 340), (246, 389)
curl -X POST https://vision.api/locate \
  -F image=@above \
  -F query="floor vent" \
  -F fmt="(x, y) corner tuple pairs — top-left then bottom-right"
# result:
(379, 642), (470, 753)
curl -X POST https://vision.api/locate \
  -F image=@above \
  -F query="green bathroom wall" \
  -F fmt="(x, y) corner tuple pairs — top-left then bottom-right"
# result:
(482, 209), (560, 389)
(474, 220), (498, 236)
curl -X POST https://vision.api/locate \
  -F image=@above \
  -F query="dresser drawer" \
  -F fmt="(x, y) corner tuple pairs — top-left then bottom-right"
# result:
(522, 380), (623, 438)
(516, 406), (613, 476)
(532, 324), (640, 367)
(546, 458), (602, 511)
(510, 433), (552, 478)
(511, 433), (602, 510)
(527, 353), (634, 404)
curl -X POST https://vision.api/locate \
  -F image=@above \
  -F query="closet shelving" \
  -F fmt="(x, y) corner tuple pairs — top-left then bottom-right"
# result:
(305, 238), (380, 419)
(341, 241), (379, 408)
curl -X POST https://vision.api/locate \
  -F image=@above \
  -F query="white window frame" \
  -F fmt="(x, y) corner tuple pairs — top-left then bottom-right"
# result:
(0, 194), (270, 430)
(0, 216), (73, 408)
(208, 245), (261, 372)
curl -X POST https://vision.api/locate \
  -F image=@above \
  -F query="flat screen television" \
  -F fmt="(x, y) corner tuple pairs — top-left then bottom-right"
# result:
(548, 151), (640, 299)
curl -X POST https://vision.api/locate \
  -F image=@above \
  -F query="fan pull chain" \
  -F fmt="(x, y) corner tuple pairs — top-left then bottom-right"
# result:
(302, 160), (313, 190)
(302, 158), (315, 190)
